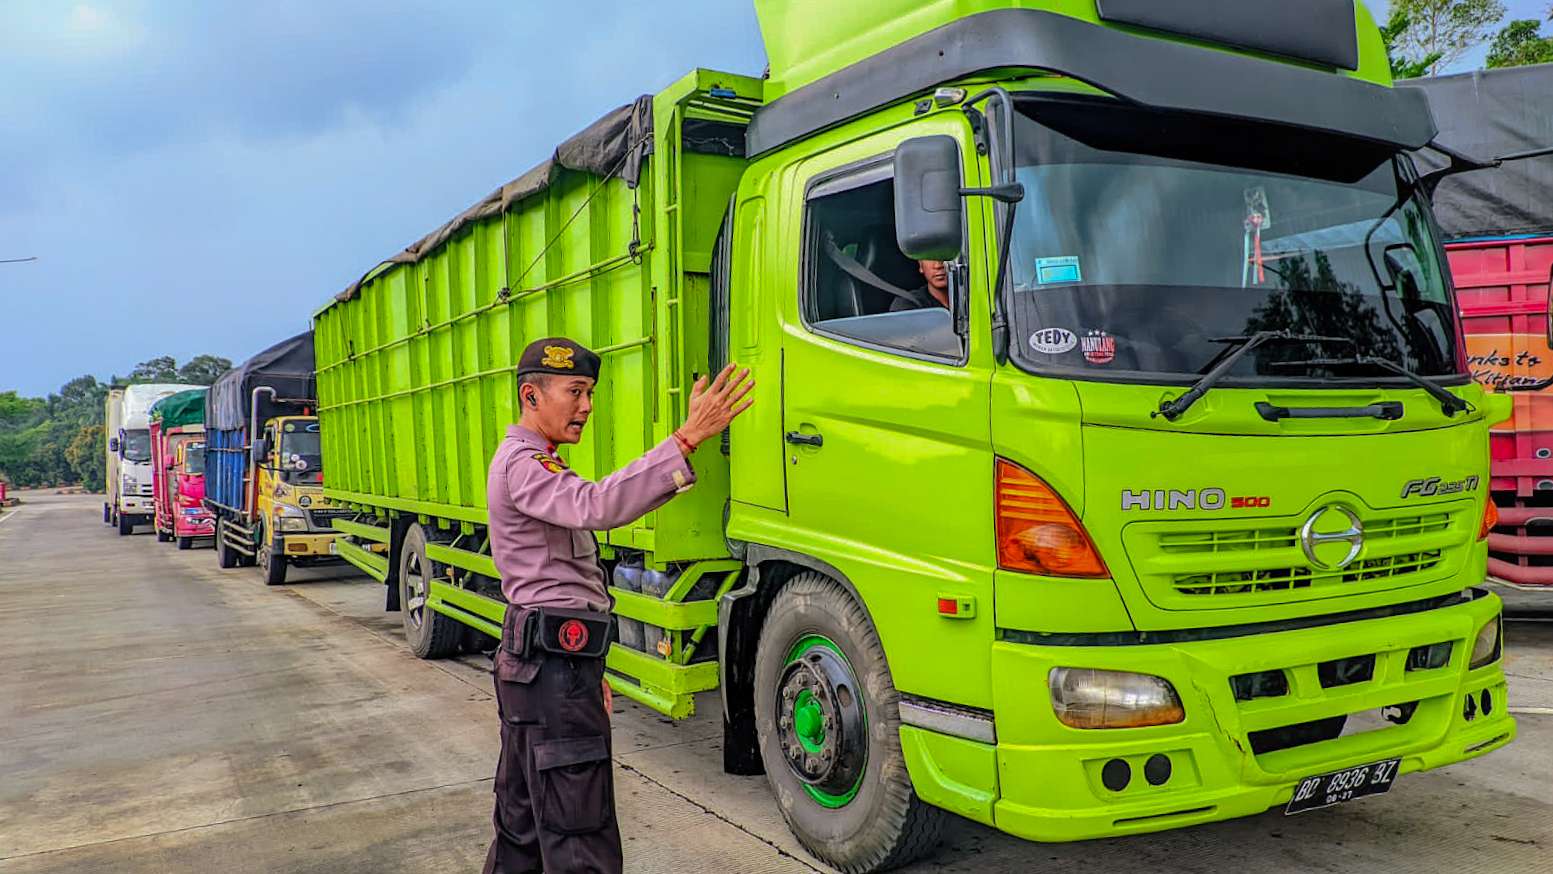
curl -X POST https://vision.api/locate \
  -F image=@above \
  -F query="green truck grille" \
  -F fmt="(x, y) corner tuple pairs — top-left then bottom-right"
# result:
(1124, 503), (1471, 609)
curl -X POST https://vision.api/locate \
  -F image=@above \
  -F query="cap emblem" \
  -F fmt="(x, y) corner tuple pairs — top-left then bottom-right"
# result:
(542, 346), (576, 369)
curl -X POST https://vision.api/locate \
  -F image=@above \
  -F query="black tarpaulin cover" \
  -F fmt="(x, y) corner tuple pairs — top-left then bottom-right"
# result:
(1407, 64), (1553, 239)
(208, 332), (316, 431)
(333, 95), (654, 304)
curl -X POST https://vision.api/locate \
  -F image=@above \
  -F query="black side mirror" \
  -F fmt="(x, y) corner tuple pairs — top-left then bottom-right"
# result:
(894, 136), (964, 261)
(251, 438), (269, 464)
(108, 437), (120, 453)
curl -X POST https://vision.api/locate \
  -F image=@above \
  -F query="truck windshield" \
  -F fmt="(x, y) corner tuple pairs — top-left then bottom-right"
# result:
(279, 422), (323, 484)
(122, 430), (152, 462)
(1004, 96), (1462, 384)
(184, 446), (206, 475)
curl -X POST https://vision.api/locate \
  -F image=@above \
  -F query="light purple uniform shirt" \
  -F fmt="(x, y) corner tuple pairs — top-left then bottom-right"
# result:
(487, 425), (695, 612)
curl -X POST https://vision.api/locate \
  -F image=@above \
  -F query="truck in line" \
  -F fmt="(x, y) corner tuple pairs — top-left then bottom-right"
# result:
(149, 388), (215, 549)
(205, 333), (342, 584)
(104, 382), (202, 535)
(1409, 65), (1553, 589)
(316, 1), (1518, 869)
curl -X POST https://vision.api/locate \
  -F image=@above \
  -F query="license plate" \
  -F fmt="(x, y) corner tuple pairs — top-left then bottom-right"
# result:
(1285, 758), (1400, 815)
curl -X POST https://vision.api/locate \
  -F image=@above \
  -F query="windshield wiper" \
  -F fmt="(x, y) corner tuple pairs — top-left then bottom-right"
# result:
(1153, 331), (1351, 421)
(1268, 356), (1472, 417)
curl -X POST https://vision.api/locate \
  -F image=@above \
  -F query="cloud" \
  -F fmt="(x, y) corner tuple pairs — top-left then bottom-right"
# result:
(1, 1), (766, 396)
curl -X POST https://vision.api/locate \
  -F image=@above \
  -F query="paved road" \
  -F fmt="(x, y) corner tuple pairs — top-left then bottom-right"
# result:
(2, 491), (1550, 873)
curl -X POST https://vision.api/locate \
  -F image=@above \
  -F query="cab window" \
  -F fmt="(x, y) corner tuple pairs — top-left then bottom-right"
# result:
(801, 163), (964, 361)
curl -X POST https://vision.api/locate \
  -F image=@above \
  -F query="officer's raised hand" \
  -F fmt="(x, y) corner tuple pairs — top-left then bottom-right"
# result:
(674, 363), (754, 452)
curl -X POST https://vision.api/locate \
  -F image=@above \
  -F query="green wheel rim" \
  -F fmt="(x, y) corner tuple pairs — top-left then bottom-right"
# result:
(782, 634), (866, 809)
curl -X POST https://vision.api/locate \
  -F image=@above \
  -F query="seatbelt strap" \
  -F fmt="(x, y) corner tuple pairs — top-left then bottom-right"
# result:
(822, 233), (921, 305)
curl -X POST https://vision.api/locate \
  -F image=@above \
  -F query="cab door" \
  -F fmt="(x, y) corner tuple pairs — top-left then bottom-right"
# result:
(776, 123), (997, 705)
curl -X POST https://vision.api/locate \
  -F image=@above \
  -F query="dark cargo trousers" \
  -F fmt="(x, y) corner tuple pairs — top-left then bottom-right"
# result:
(483, 618), (621, 874)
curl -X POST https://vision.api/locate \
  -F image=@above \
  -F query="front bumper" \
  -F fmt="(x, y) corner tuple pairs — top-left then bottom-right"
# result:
(905, 589), (1513, 842)
(278, 531), (338, 558)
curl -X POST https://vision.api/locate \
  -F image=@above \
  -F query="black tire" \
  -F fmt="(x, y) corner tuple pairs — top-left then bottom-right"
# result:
(400, 525), (461, 659)
(156, 528), (173, 543)
(753, 572), (946, 873)
(216, 520), (238, 569)
(103, 503), (111, 524)
(177, 536), (193, 551)
(118, 514), (134, 536)
(257, 521), (288, 585)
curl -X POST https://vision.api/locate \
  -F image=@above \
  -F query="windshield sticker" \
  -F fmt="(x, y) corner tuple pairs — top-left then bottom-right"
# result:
(1029, 328), (1078, 355)
(1243, 187), (1272, 287)
(1081, 330), (1116, 365)
(1036, 256), (1082, 285)
(284, 423), (295, 432)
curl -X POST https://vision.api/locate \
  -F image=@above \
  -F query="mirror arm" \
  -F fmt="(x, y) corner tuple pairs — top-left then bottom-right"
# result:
(963, 86), (1019, 363)
(1412, 140), (1553, 195)
(959, 182), (1025, 204)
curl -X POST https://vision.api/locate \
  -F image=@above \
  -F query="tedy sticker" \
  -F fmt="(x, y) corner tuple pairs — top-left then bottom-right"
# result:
(1029, 327), (1078, 355)
(1081, 330), (1116, 365)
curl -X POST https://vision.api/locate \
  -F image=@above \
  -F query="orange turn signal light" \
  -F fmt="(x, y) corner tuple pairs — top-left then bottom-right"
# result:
(996, 460), (1108, 578)
(1479, 499), (1498, 541)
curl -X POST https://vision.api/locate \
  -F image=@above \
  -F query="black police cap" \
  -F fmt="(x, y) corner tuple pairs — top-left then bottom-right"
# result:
(516, 337), (601, 380)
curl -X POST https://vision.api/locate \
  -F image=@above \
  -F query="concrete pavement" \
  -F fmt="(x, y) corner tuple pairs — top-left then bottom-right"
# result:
(1, 490), (1550, 872)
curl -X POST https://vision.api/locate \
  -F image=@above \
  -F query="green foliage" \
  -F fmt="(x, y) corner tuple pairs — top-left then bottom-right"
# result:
(0, 353), (227, 489)
(1485, 19), (1553, 68)
(177, 354), (232, 385)
(1391, 0), (1507, 74)
(130, 355), (179, 382)
(1381, 10), (1445, 79)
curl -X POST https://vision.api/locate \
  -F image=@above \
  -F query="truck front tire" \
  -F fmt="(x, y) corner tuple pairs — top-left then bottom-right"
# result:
(257, 521), (288, 585)
(753, 572), (945, 873)
(118, 514), (133, 536)
(177, 536), (194, 551)
(400, 525), (461, 659)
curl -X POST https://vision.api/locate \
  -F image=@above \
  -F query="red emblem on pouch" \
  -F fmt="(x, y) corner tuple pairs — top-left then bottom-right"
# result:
(558, 618), (589, 653)
(1082, 331), (1116, 365)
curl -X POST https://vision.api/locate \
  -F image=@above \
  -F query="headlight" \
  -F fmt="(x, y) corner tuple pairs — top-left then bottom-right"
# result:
(275, 505), (309, 532)
(122, 476), (136, 493)
(1469, 616), (1502, 669)
(1049, 668), (1185, 729)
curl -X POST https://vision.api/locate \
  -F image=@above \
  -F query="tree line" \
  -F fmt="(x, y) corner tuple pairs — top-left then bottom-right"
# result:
(0, 355), (231, 492)
(1383, 1), (1553, 76)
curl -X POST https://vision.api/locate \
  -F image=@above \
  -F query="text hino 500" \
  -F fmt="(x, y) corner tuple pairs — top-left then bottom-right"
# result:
(313, 2), (1518, 869)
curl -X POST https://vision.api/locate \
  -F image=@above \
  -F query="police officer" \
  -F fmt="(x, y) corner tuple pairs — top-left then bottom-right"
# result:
(483, 337), (753, 874)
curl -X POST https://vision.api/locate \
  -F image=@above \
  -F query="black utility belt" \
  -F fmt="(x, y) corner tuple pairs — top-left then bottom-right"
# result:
(519, 607), (613, 659)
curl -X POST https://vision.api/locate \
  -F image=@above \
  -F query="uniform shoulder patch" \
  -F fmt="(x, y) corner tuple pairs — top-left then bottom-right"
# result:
(530, 451), (567, 475)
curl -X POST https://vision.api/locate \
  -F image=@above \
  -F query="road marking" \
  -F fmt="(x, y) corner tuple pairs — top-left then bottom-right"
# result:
(1508, 706), (1553, 716)
(0, 508), (20, 527)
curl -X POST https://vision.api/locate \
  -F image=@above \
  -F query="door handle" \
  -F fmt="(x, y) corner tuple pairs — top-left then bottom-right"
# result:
(784, 431), (823, 447)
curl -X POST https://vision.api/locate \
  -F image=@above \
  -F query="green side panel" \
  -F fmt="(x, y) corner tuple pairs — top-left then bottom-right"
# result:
(314, 72), (759, 566)
(754, 0), (1394, 100)
(149, 389), (208, 429)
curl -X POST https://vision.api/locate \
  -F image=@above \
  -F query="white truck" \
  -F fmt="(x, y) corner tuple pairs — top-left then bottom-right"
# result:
(106, 383), (201, 535)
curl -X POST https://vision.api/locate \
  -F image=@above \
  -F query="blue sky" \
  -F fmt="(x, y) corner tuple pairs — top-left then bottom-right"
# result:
(1, 1), (1547, 396)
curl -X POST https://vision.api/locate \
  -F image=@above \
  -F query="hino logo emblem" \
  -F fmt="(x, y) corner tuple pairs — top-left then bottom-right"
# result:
(1300, 506), (1364, 571)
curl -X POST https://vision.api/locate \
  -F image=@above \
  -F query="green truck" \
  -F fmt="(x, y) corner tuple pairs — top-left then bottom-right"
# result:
(314, 2), (1516, 869)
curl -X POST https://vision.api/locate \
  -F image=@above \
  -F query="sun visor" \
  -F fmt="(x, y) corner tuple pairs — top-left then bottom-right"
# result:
(747, 9), (1435, 157)
(1096, 0), (1359, 71)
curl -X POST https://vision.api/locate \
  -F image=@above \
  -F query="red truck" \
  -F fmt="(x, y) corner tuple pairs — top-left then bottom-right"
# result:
(1412, 66), (1553, 588)
(150, 389), (215, 549)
